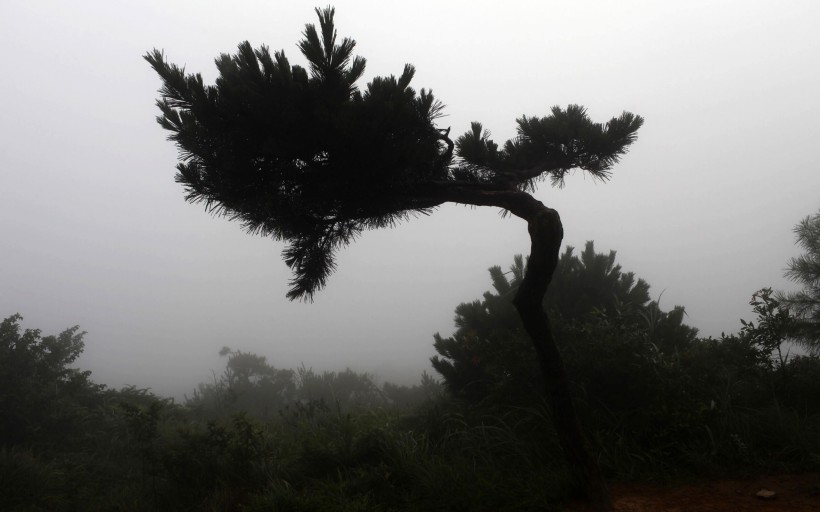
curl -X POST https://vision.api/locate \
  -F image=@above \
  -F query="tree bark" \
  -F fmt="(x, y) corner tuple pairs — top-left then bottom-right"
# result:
(511, 205), (612, 512)
(417, 182), (612, 510)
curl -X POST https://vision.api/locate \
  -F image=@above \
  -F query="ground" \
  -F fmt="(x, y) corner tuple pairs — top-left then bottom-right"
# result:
(567, 473), (820, 512)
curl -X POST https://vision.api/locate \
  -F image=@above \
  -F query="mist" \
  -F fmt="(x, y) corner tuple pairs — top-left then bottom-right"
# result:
(1, 0), (818, 399)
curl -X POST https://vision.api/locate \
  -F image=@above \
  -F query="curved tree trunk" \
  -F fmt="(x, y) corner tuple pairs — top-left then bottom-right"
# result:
(512, 205), (611, 512)
(421, 183), (611, 510)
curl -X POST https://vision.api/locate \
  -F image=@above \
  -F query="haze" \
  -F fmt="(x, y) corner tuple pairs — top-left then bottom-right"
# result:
(2, 1), (818, 399)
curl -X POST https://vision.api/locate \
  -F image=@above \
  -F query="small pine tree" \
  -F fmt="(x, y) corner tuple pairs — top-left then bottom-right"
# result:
(780, 210), (820, 351)
(432, 242), (697, 402)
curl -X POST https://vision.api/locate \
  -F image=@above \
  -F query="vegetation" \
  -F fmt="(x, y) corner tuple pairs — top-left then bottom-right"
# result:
(186, 347), (440, 420)
(1, 5), (814, 510)
(431, 244), (820, 479)
(0, 314), (101, 448)
(431, 242), (696, 403)
(4, 225), (820, 510)
(145, 8), (643, 506)
(779, 209), (820, 351)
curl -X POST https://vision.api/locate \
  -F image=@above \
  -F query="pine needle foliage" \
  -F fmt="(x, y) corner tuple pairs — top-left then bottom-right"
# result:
(780, 210), (820, 350)
(146, 7), (449, 299)
(146, 7), (643, 301)
(430, 242), (699, 402)
(456, 105), (643, 189)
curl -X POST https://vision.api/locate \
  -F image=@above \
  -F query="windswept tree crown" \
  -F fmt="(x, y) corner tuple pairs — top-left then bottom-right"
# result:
(146, 7), (643, 300)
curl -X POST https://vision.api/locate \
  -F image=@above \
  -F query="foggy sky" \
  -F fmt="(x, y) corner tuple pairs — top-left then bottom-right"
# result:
(2, 1), (818, 398)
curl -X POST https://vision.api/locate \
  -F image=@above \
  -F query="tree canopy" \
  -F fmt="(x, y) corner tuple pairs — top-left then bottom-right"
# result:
(145, 6), (643, 301)
(0, 314), (99, 446)
(431, 242), (698, 401)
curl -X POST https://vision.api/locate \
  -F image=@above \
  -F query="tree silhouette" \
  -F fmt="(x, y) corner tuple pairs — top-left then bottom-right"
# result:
(431, 243), (697, 402)
(146, 7), (642, 509)
(0, 314), (100, 447)
(780, 210), (820, 351)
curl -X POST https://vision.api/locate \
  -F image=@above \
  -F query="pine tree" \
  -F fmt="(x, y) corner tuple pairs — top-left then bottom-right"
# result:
(780, 210), (820, 351)
(432, 242), (697, 402)
(146, 8), (643, 509)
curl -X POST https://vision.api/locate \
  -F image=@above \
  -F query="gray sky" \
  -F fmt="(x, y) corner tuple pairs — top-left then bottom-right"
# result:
(2, 1), (818, 398)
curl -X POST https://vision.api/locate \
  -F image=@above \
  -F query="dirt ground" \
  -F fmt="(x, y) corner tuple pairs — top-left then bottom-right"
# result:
(566, 473), (820, 511)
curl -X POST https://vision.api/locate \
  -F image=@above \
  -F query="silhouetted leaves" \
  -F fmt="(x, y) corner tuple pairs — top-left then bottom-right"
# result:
(147, 10), (642, 301)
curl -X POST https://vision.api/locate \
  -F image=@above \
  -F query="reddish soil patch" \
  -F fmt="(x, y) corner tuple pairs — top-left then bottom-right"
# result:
(567, 473), (820, 512)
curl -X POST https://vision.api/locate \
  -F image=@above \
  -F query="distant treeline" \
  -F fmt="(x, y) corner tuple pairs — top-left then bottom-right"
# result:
(186, 347), (443, 420)
(2, 229), (819, 511)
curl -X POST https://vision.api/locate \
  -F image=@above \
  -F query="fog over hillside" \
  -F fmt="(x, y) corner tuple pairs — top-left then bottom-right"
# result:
(1, 0), (818, 398)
